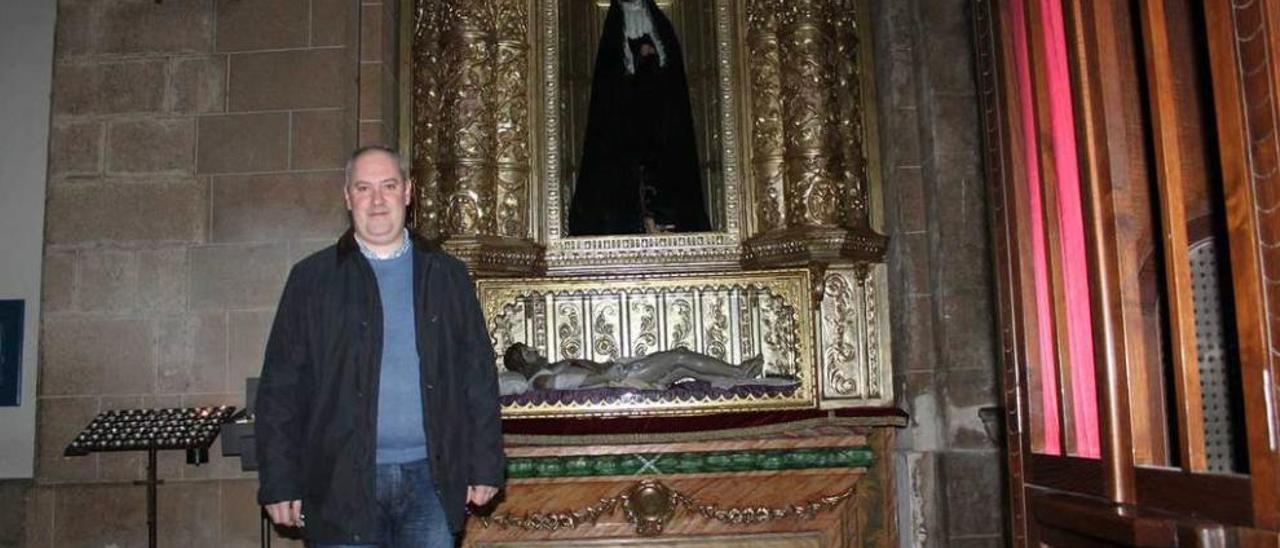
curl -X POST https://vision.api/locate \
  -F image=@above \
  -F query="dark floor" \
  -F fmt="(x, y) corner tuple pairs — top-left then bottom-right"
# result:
(0, 480), (30, 548)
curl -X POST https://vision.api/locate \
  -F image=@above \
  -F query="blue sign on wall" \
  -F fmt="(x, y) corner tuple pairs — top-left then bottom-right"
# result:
(0, 300), (23, 406)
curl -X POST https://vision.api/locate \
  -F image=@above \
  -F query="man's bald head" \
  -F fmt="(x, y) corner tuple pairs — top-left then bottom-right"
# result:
(344, 145), (407, 188)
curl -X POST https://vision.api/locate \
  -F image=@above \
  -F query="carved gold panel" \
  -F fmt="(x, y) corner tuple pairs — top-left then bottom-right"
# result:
(477, 269), (816, 417)
(817, 263), (892, 407)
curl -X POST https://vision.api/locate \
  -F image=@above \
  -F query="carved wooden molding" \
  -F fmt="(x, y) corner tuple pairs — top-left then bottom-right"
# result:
(480, 479), (857, 536)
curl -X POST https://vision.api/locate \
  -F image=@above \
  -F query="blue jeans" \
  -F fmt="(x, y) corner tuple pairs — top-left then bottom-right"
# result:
(311, 459), (455, 548)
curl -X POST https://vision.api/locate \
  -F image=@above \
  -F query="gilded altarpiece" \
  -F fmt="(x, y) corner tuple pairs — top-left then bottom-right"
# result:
(406, 0), (891, 407)
(406, 0), (896, 545)
(408, 0), (885, 275)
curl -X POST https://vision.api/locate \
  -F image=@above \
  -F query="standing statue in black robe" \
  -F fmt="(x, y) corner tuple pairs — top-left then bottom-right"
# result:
(567, 0), (711, 236)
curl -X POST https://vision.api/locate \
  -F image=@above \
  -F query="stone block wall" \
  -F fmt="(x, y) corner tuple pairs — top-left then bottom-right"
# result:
(871, 0), (1005, 546)
(358, 0), (400, 146)
(29, 0), (362, 545)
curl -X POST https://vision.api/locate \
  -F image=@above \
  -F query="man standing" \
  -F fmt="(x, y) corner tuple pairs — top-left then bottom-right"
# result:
(255, 145), (504, 547)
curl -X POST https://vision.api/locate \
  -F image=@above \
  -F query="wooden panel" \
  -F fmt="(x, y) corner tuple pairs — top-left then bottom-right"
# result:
(1024, 0), (1077, 456)
(1029, 488), (1178, 547)
(1136, 0), (1208, 472)
(974, 0), (1033, 543)
(1085, 0), (1169, 470)
(1003, 0), (1053, 456)
(471, 428), (895, 547)
(478, 532), (824, 547)
(1059, 0), (1137, 503)
(467, 471), (865, 547)
(1029, 453), (1104, 496)
(1134, 466), (1252, 527)
(1202, 0), (1280, 529)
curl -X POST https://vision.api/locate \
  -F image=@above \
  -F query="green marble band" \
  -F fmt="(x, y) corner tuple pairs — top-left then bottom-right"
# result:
(506, 446), (873, 479)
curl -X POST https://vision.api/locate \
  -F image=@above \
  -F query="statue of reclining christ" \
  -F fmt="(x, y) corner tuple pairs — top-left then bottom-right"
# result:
(497, 342), (797, 396)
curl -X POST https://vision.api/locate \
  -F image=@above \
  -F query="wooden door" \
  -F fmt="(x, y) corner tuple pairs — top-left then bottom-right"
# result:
(973, 0), (1280, 544)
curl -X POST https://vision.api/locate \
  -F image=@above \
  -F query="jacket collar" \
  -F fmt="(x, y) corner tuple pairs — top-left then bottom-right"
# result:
(336, 227), (440, 264)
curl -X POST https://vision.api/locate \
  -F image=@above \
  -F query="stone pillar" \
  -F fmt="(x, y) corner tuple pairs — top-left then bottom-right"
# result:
(872, 0), (1004, 545)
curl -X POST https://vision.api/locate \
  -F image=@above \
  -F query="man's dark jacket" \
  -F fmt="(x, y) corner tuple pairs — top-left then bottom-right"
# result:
(254, 229), (505, 544)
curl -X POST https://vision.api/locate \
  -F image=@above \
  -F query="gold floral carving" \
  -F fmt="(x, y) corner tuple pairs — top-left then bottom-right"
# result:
(556, 302), (583, 360)
(629, 299), (658, 357)
(818, 264), (892, 406)
(823, 271), (861, 396)
(481, 479), (856, 536)
(747, 0), (786, 232)
(741, 0), (884, 267)
(704, 294), (730, 360)
(759, 291), (798, 376)
(410, 0), (541, 275)
(668, 297), (694, 350)
(591, 302), (620, 361)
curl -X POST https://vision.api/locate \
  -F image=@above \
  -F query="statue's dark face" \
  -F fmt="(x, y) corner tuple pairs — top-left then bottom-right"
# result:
(503, 343), (549, 379)
(520, 345), (545, 368)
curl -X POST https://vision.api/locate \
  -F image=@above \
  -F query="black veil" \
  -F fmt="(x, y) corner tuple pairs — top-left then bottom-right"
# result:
(566, 0), (711, 235)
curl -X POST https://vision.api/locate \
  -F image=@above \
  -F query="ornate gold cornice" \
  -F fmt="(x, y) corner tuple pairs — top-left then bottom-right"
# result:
(742, 226), (888, 268)
(441, 234), (545, 277)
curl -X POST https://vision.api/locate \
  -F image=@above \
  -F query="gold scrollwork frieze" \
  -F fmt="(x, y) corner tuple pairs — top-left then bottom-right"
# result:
(480, 479), (856, 536)
(818, 263), (892, 407)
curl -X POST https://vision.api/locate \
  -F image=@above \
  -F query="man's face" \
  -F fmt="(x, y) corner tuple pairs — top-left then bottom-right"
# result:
(344, 151), (412, 250)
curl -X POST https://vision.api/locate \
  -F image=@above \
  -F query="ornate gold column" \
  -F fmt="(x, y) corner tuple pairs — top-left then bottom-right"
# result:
(746, 0), (787, 233)
(411, 0), (543, 276)
(741, 0), (885, 269)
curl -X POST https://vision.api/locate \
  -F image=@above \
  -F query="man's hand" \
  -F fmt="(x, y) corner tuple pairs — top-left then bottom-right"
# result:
(466, 485), (499, 507)
(264, 500), (304, 528)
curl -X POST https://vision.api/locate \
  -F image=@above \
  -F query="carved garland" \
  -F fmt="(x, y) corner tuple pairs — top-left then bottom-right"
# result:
(480, 479), (856, 536)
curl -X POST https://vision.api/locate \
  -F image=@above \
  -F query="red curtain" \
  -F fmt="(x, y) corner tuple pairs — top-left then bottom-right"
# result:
(1009, 0), (1061, 454)
(1007, 0), (1101, 457)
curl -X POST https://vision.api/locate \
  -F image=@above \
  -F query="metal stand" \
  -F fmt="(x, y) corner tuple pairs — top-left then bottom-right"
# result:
(261, 509), (273, 548)
(63, 406), (236, 548)
(130, 446), (162, 548)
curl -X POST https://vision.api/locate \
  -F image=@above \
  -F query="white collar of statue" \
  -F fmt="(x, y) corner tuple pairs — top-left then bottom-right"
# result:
(620, 0), (667, 74)
(355, 228), (412, 261)
(620, 0), (651, 37)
